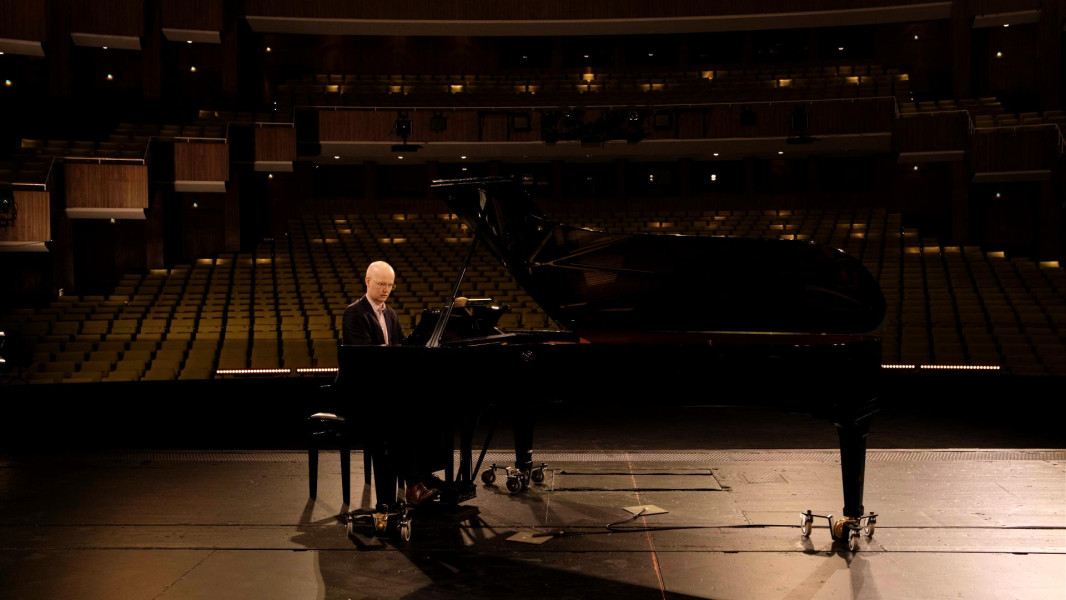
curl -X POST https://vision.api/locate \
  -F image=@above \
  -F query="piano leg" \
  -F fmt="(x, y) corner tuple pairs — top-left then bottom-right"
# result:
(824, 405), (878, 549)
(513, 414), (534, 471)
(835, 412), (871, 520)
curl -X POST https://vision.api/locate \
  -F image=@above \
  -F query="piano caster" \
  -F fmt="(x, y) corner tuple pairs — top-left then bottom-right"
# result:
(481, 462), (547, 494)
(799, 509), (877, 552)
(346, 504), (414, 542)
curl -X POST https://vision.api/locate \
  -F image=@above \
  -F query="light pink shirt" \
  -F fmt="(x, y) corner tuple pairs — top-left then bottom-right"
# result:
(368, 298), (388, 345)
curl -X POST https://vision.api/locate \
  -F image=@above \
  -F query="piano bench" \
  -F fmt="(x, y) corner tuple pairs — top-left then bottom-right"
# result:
(306, 412), (370, 506)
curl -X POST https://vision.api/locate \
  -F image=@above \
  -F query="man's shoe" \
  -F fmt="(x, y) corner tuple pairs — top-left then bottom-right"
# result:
(422, 473), (447, 490)
(405, 482), (439, 506)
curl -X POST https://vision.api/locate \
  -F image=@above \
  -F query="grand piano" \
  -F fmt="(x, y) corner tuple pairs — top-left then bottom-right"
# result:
(339, 176), (887, 548)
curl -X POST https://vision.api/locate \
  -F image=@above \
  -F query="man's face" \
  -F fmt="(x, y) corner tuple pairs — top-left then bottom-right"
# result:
(366, 271), (395, 304)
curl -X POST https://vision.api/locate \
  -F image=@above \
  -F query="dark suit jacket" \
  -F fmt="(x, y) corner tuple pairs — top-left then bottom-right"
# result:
(342, 295), (404, 347)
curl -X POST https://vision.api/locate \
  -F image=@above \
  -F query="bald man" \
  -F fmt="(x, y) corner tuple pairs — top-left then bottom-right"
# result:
(342, 261), (403, 346)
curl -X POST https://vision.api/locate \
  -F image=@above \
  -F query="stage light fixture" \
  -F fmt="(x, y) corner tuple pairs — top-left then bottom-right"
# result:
(652, 110), (673, 130)
(512, 112), (531, 132)
(395, 111), (412, 140)
(429, 112), (447, 132)
(0, 189), (16, 228)
(740, 106), (757, 126)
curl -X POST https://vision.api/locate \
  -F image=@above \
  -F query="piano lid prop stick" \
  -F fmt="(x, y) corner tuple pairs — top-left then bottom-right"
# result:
(426, 228), (480, 348)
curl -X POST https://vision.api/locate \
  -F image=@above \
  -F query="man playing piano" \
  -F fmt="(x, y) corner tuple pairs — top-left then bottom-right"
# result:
(342, 260), (442, 506)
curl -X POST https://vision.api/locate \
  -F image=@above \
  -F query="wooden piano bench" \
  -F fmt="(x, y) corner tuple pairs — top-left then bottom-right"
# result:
(306, 411), (368, 506)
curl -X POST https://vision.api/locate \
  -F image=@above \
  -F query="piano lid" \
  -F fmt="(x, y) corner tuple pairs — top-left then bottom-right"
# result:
(431, 176), (887, 337)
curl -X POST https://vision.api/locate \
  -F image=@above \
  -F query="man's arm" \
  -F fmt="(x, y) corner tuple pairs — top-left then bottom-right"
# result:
(342, 306), (376, 346)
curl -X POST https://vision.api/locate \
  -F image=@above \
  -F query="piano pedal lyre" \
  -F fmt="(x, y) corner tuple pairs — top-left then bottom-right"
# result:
(799, 509), (877, 552)
(481, 462), (548, 493)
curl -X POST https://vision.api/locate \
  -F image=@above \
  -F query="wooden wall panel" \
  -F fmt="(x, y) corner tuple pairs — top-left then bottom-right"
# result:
(0, 0), (48, 40)
(70, 0), (144, 36)
(160, 0), (225, 32)
(320, 111), (396, 142)
(174, 142), (230, 181)
(255, 126), (296, 162)
(315, 100), (895, 144)
(0, 191), (50, 242)
(243, 0), (946, 20)
(65, 164), (148, 209)
(971, 127), (1061, 172)
(893, 112), (971, 153)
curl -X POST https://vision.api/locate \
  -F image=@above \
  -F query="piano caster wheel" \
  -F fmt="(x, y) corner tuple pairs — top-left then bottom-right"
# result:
(481, 469), (496, 485)
(346, 515), (354, 537)
(530, 464), (546, 483)
(862, 512), (877, 537)
(849, 528), (860, 552)
(398, 516), (412, 542)
(799, 511), (814, 538)
(505, 476), (523, 494)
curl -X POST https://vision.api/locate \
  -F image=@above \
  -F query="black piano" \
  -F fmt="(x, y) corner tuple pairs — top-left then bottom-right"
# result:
(339, 176), (887, 548)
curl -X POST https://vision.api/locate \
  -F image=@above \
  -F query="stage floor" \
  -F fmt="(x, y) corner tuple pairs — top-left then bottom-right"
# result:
(0, 405), (1063, 600)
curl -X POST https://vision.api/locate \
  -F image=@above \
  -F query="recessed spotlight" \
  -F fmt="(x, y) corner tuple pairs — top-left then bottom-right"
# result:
(110, 218), (116, 224)
(192, 202), (199, 208)
(913, 35), (919, 40)
(913, 165), (919, 171)
(778, 151), (784, 155)
(995, 192), (1001, 198)
(267, 173), (274, 179)
(712, 152), (719, 157)
(710, 174), (717, 181)
(265, 46), (272, 52)
(397, 155), (404, 160)
(996, 51), (1003, 58)
(461, 167), (467, 171)
(460, 155), (467, 159)
(1003, 23), (1009, 28)
(190, 66), (197, 72)
(333, 155), (340, 160)
(838, 47), (844, 51)
(102, 46), (108, 50)
(106, 74), (113, 81)
(187, 40), (193, 44)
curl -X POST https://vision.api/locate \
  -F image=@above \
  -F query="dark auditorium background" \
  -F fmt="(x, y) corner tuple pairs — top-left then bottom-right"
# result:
(0, 1), (1063, 448)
